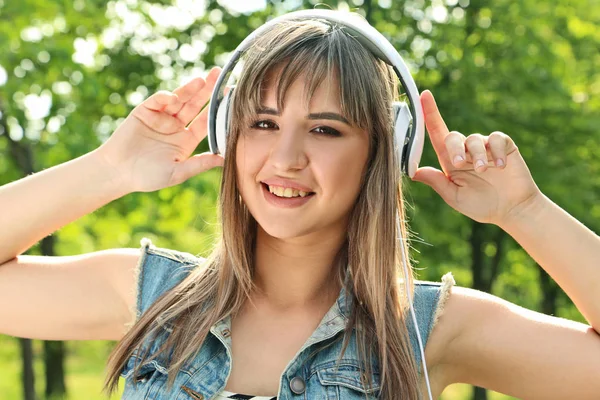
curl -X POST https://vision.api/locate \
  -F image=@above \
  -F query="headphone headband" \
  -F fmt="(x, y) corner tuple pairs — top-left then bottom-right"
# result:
(207, 9), (424, 177)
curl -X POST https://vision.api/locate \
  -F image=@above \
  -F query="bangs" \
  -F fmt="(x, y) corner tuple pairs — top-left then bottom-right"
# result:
(231, 18), (397, 134)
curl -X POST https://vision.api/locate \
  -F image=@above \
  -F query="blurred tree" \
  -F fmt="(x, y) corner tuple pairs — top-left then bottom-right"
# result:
(1, 0), (598, 399)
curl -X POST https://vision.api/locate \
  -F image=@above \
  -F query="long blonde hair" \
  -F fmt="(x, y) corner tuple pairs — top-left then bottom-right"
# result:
(103, 14), (420, 399)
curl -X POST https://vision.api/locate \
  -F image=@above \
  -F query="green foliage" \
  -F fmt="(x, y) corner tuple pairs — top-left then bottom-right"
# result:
(1, 0), (598, 398)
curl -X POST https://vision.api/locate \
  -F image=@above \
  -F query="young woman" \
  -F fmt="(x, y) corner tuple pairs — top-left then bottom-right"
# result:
(1, 12), (599, 400)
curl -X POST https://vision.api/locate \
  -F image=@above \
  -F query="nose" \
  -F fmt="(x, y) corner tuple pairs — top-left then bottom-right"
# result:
(268, 127), (308, 171)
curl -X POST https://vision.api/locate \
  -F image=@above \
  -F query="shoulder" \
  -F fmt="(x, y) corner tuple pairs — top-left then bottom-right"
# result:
(423, 279), (600, 399)
(420, 279), (519, 387)
(131, 238), (206, 324)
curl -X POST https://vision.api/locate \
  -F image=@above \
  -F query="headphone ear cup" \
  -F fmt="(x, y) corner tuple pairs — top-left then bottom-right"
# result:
(392, 101), (412, 173)
(215, 86), (235, 157)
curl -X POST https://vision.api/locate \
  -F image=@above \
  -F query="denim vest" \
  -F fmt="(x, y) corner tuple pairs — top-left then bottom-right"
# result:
(119, 238), (452, 399)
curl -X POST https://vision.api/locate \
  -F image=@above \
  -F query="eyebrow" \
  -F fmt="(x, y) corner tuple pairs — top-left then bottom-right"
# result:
(257, 107), (351, 126)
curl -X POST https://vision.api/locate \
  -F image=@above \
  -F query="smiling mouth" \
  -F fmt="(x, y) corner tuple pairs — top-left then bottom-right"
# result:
(261, 182), (315, 198)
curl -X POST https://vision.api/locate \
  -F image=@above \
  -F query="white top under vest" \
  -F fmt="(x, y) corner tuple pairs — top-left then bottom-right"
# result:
(215, 390), (277, 399)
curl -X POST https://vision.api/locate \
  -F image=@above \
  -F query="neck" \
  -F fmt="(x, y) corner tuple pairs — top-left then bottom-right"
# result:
(251, 224), (346, 312)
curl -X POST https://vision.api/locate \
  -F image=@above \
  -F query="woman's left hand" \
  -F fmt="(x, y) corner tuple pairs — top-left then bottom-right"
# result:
(412, 90), (542, 227)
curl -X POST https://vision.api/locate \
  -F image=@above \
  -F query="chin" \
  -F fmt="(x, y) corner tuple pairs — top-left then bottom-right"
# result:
(257, 219), (314, 240)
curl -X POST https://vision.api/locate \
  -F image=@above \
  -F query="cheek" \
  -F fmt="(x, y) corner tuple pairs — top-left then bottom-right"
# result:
(235, 135), (264, 192)
(236, 134), (261, 164)
(318, 144), (369, 197)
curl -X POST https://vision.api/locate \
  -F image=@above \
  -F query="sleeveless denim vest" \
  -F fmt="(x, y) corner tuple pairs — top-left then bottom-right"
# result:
(119, 238), (454, 399)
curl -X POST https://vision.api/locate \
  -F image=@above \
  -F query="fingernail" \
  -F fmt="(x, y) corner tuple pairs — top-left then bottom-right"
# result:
(475, 159), (485, 169)
(496, 159), (504, 167)
(453, 155), (464, 165)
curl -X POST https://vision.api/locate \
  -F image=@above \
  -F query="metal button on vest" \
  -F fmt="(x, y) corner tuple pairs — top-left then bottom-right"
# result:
(289, 376), (306, 394)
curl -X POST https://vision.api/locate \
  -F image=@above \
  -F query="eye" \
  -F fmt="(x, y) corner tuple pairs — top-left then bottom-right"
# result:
(312, 126), (341, 137)
(250, 120), (278, 130)
(249, 120), (341, 137)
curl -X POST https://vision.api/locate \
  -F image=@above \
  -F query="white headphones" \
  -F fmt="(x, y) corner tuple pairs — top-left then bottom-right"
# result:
(206, 9), (432, 400)
(206, 9), (425, 179)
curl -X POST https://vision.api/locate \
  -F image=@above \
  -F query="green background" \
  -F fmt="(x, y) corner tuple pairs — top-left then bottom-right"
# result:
(1, 0), (598, 399)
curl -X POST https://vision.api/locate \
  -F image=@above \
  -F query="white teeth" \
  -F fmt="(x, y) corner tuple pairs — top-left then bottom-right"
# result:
(267, 185), (311, 198)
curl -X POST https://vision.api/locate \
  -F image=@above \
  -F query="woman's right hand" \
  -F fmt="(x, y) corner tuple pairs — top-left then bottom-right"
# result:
(96, 66), (225, 193)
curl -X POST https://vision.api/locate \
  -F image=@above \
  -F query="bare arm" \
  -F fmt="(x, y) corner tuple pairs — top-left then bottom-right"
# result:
(0, 149), (136, 340)
(430, 286), (600, 400)
(0, 150), (128, 265)
(0, 150), (139, 340)
(0, 248), (140, 341)
(501, 193), (600, 332)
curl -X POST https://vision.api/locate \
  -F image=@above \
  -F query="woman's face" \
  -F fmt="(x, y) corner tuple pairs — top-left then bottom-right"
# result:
(235, 70), (370, 240)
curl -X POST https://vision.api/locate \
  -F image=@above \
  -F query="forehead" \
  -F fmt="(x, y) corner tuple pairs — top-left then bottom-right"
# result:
(259, 64), (342, 111)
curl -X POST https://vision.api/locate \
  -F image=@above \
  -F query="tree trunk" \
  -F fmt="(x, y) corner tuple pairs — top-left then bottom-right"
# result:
(43, 341), (66, 398)
(538, 265), (559, 316)
(364, 0), (373, 23)
(469, 223), (505, 400)
(41, 235), (67, 398)
(470, 221), (485, 290)
(474, 386), (488, 400)
(19, 338), (36, 400)
(469, 221), (488, 400)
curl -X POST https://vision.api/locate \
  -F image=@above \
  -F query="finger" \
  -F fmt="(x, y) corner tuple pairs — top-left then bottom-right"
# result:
(143, 91), (179, 112)
(170, 79), (207, 124)
(173, 77), (205, 104)
(172, 152), (225, 184)
(445, 131), (467, 168)
(420, 90), (453, 172)
(465, 134), (491, 173)
(187, 100), (211, 142)
(488, 131), (509, 168)
(412, 166), (457, 205)
(133, 105), (183, 134)
(176, 67), (222, 126)
(421, 90), (450, 137)
(163, 77), (206, 115)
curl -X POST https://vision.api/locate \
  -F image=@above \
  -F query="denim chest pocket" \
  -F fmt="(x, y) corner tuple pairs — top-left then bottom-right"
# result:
(316, 363), (381, 400)
(120, 355), (169, 399)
